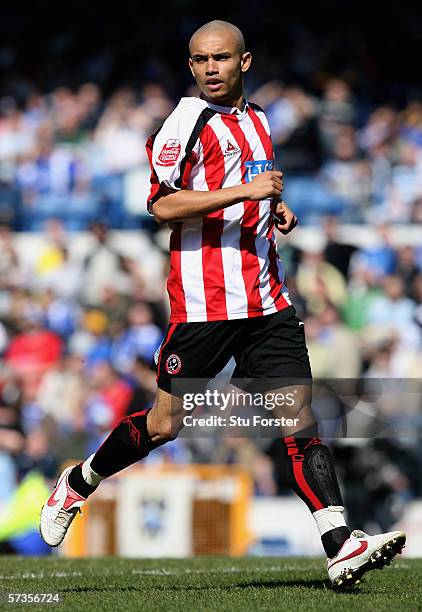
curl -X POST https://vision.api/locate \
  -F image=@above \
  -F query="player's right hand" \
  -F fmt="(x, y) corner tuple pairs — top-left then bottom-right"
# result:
(246, 171), (283, 201)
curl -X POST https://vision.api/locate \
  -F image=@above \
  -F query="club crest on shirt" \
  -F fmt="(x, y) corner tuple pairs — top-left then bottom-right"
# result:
(224, 139), (240, 158)
(244, 159), (274, 182)
(165, 354), (182, 375)
(157, 139), (181, 166)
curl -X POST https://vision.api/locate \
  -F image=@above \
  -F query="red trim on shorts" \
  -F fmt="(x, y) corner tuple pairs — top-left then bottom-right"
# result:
(156, 323), (178, 379)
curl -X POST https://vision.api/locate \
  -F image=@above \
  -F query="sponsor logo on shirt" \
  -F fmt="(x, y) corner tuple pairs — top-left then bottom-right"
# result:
(157, 139), (181, 166)
(224, 139), (240, 158)
(244, 159), (274, 183)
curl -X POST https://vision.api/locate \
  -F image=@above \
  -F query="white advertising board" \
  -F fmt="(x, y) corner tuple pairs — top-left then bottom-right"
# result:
(116, 473), (194, 557)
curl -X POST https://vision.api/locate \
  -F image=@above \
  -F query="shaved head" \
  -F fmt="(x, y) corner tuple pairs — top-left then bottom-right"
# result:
(188, 20), (251, 108)
(189, 20), (246, 56)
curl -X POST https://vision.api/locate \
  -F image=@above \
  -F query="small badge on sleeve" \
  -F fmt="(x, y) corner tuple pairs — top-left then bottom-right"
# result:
(156, 139), (181, 166)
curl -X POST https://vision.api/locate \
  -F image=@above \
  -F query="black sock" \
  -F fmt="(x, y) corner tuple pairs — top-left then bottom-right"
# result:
(321, 526), (351, 558)
(68, 464), (98, 498)
(91, 409), (165, 478)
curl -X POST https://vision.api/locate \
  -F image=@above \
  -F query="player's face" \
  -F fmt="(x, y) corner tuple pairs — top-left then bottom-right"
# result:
(189, 30), (251, 105)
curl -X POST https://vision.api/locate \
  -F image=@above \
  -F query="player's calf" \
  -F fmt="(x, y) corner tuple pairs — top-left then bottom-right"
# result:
(281, 428), (350, 558)
(73, 408), (171, 486)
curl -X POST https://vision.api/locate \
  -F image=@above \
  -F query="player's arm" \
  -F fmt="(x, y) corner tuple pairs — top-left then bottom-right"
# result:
(151, 170), (283, 223)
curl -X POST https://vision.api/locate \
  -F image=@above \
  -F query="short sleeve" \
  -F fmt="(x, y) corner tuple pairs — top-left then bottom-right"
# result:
(146, 107), (194, 213)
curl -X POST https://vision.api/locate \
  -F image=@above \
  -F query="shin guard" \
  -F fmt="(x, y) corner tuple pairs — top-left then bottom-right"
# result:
(281, 434), (344, 512)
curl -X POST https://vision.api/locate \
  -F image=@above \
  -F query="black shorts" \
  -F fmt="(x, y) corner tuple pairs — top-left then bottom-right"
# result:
(153, 306), (312, 396)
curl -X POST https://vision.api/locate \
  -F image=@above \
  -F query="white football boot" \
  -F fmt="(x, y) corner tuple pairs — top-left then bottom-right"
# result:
(39, 465), (86, 547)
(327, 529), (406, 587)
(327, 530), (406, 587)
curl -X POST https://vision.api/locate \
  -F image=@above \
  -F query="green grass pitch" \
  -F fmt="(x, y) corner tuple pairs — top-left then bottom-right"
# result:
(0, 556), (421, 611)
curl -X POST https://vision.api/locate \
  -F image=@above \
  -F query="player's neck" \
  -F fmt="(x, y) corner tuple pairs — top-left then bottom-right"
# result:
(200, 92), (245, 111)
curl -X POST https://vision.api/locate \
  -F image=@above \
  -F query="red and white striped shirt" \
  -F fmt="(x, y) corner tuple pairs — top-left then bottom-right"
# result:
(146, 96), (291, 323)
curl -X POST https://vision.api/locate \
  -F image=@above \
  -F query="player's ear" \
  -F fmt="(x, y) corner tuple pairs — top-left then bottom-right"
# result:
(240, 51), (252, 73)
(188, 57), (195, 77)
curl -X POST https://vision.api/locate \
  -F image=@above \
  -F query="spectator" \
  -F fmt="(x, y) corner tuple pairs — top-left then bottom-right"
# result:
(323, 216), (357, 278)
(380, 139), (422, 222)
(350, 224), (397, 279)
(5, 312), (63, 391)
(125, 356), (157, 415)
(36, 354), (85, 432)
(94, 88), (148, 174)
(82, 222), (128, 305)
(83, 360), (133, 452)
(254, 84), (322, 175)
(0, 372), (25, 502)
(318, 79), (356, 154)
(296, 249), (347, 315)
(367, 275), (420, 349)
(320, 127), (371, 222)
(111, 302), (162, 374)
(306, 304), (361, 378)
(396, 246), (420, 297)
(34, 219), (67, 278)
(0, 225), (21, 288)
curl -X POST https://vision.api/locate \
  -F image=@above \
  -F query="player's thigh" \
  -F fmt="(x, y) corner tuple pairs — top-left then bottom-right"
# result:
(266, 384), (316, 436)
(234, 306), (312, 384)
(154, 319), (242, 397)
(234, 307), (315, 433)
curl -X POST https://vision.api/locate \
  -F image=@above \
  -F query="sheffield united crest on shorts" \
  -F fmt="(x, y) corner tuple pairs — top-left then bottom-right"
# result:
(165, 353), (182, 374)
(156, 139), (181, 166)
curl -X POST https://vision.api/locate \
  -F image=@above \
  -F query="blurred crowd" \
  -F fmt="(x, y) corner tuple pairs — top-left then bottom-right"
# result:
(0, 83), (171, 230)
(0, 78), (421, 229)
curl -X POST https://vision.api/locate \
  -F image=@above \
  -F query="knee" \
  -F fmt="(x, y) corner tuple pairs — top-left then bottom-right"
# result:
(148, 416), (178, 443)
(282, 417), (319, 440)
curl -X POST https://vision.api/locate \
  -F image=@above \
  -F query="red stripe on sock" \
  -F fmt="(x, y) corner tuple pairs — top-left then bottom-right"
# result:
(284, 436), (324, 511)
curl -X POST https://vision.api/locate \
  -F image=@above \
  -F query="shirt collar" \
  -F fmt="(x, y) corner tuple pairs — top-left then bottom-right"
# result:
(200, 97), (249, 116)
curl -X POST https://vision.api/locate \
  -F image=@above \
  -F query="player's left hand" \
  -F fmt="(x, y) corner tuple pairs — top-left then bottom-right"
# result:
(274, 201), (298, 234)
